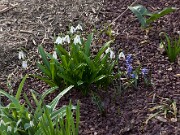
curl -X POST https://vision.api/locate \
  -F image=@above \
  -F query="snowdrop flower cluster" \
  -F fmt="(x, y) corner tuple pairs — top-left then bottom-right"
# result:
(70, 24), (83, 34)
(55, 24), (83, 45)
(105, 47), (115, 59)
(18, 51), (28, 69)
(55, 35), (70, 45)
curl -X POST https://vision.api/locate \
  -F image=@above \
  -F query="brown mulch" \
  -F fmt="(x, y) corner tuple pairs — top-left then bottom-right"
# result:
(0, 0), (180, 135)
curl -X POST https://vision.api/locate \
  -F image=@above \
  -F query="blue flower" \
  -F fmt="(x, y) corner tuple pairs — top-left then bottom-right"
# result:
(141, 68), (148, 75)
(131, 73), (136, 79)
(127, 64), (133, 76)
(126, 54), (133, 65)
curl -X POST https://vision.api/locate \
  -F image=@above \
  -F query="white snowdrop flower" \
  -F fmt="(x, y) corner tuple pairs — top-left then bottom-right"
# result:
(55, 36), (63, 44)
(74, 35), (81, 45)
(7, 126), (12, 132)
(30, 121), (34, 127)
(105, 47), (115, 59)
(75, 24), (83, 31)
(110, 50), (115, 59)
(18, 51), (25, 60)
(52, 51), (57, 59)
(118, 52), (125, 60)
(0, 120), (5, 126)
(22, 61), (28, 69)
(158, 42), (165, 54)
(63, 35), (70, 44)
(105, 47), (111, 54)
(70, 26), (76, 34)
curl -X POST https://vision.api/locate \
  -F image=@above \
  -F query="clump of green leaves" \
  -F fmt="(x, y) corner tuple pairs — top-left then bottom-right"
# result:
(128, 5), (176, 28)
(160, 33), (180, 62)
(0, 75), (80, 135)
(36, 26), (117, 95)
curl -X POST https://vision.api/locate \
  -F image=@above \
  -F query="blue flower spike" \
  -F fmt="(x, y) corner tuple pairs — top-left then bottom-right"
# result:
(141, 68), (148, 76)
(126, 54), (133, 65)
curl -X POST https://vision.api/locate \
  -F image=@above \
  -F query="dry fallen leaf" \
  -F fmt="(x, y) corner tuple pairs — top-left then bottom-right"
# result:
(171, 118), (177, 122)
(174, 74), (180, 77)
(155, 116), (167, 122)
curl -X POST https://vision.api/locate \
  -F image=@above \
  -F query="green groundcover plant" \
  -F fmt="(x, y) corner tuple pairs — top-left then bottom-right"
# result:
(160, 33), (180, 62)
(0, 75), (80, 135)
(128, 5), (176, 28)
(36, 25), (118, 95)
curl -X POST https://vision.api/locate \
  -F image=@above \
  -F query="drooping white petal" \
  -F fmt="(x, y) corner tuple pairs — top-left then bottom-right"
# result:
(73, 35), (81, 45)
(52, 51), (57, 59)
(7, 126), (12, 132)
(76, 24), (83, 31)
(105, 47), (111, 54)
(158, 42), (165, 54)
(55, 36), (63, 44)
(0, 120), (5, 126)
(110, 50), (115, 59)
(70, 26), (76, 34)
(30, 121), (34, 127)
(18, 51), (25, 60)
(63, 35), (70, 44)
(22, 61), (28, 69)
(118, 52), (125, 60)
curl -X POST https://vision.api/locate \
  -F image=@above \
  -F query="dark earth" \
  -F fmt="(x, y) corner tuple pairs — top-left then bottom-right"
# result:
(0, 0), (180, 135)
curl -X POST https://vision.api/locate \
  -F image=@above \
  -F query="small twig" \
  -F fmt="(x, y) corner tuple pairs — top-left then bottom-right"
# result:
(0, 3), (18, 14)
(96, 0), (138, 38)
(109, 0), (138, 26)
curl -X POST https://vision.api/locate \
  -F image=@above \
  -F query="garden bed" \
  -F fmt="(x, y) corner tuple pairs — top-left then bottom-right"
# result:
(0, 0), (179, 134)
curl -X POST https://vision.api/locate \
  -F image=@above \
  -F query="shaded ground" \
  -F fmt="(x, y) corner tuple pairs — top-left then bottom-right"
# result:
(0, 0), (180, 135)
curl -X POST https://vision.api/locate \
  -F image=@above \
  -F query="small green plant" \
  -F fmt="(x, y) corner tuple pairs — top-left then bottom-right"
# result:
(128, 5), (176, 28)
(0, 75), (80, 135)
(36, 25), (117, 95)
(120, 54), (151, 90)
(160, 33), (180, 62)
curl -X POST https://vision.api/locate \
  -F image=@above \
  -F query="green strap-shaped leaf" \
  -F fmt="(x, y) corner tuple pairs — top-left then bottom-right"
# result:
(15, 74), (28, 100)
(50, 59), (55, 80)
(128, 5), (148, 28)
(38, 45), (50, 70)
(147, 7), (176, 25)
(61, 55), (68, 68)
(37, 63), (51, 77)
(85, 33), (93, 57)
(49, 85), (74, 110)
(0, 90), (21, 108)
(57, 73), (75, 85)
(33, 75), (57, 87)
(94, 40), (113, 63)
(56, 45), (70, 59)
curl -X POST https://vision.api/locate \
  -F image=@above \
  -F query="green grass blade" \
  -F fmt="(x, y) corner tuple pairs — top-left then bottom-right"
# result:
(37, 63), (51, 77)
(94, 40), (113, 62)
(49, 85), (74, 110)
(85, 33), (93, 57)
(147, 7), (176, 25)
(38, 45), (50, 70)
(15, 74), (28, 100)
